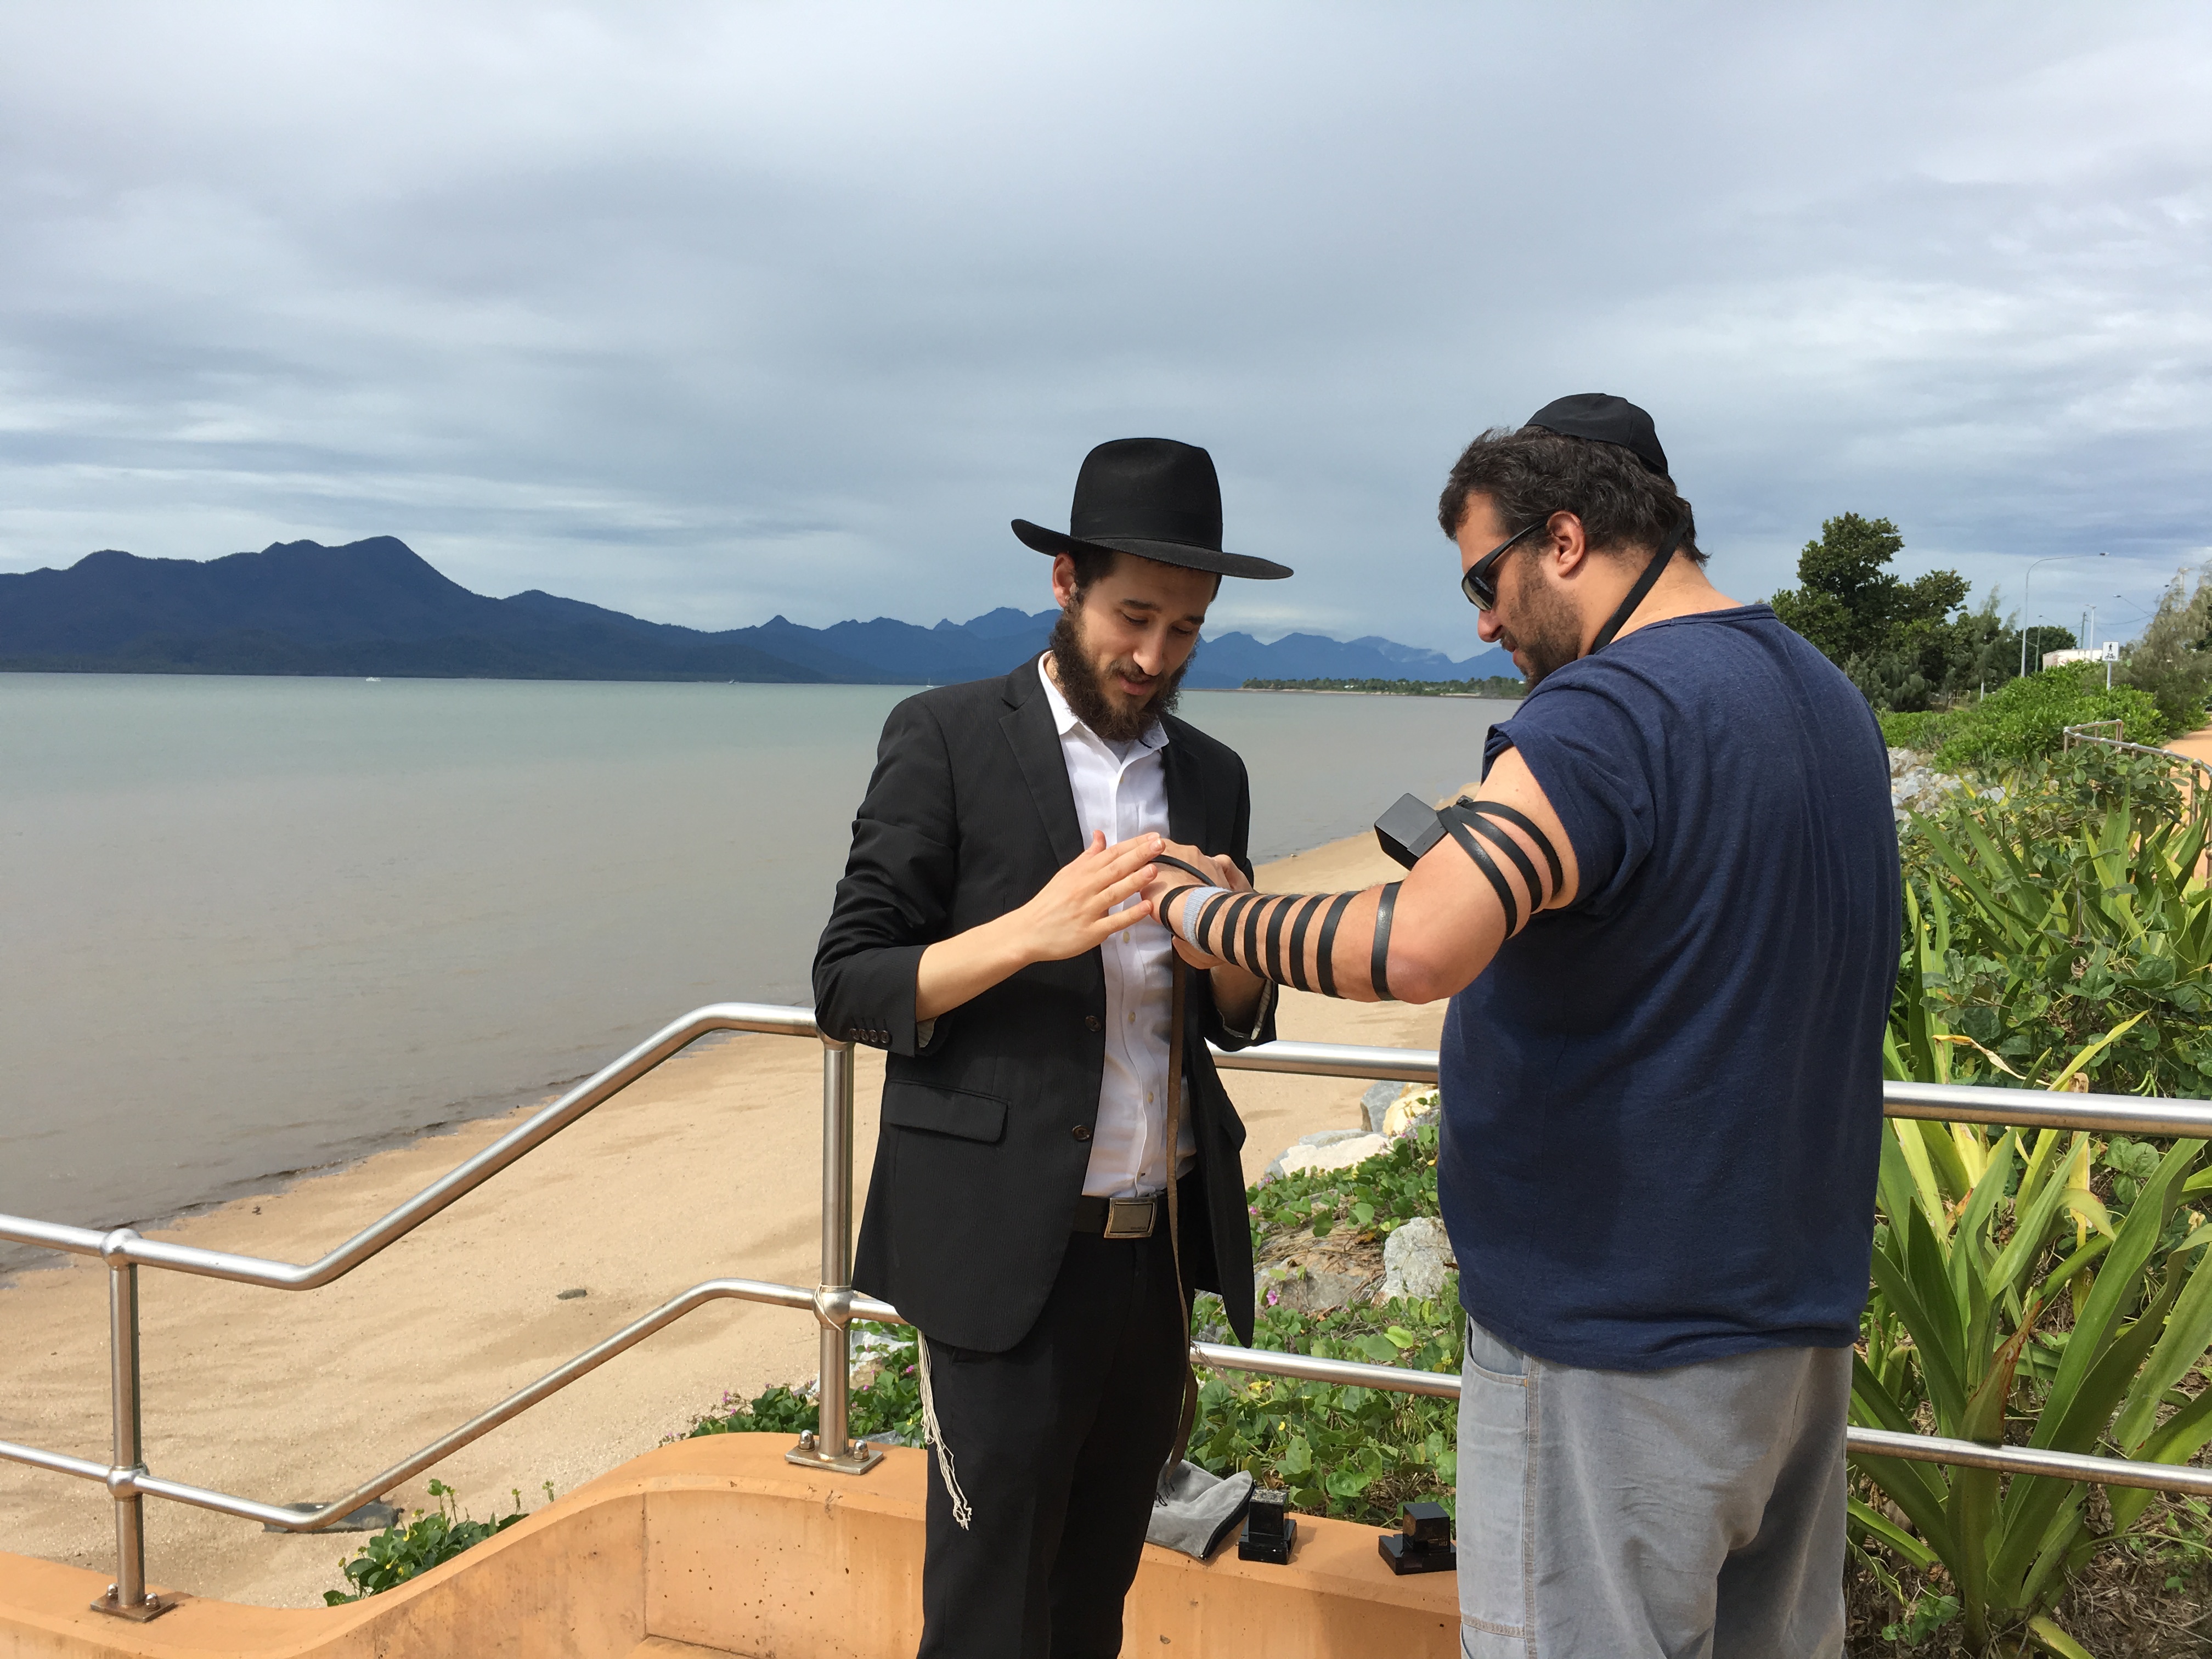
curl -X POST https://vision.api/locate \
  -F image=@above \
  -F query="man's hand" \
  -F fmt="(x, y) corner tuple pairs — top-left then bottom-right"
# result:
(915, 830), (1162, 1022)
(1015, 830), (1166, 963)
(1142, 840), (1248, 969)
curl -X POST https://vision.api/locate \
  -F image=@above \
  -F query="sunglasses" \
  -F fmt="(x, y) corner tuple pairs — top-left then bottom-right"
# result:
(1460, 520), (1547, 610)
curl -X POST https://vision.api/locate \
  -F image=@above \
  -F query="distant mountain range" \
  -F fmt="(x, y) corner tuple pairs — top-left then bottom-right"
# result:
(0, 537), (1511, 689)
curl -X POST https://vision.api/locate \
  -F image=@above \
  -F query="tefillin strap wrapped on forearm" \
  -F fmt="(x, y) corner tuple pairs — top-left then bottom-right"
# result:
(1151, 795), (1557, 1001)
(1166, 886), (1379, 998)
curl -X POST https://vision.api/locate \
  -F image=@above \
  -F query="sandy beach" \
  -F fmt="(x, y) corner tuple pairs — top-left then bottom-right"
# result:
(0, 819), (1449, 1610)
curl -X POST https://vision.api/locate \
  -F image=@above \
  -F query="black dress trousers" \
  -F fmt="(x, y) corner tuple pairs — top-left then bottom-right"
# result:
(916, 1211), (1190, 1659)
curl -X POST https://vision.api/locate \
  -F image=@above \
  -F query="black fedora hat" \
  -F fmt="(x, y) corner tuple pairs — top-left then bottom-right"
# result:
(1012, 437), (1292, 580)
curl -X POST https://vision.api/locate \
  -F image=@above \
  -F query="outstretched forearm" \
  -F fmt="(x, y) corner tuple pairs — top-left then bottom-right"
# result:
(1160, 884), (1400, 1000)
(1152, 792), (1570, 1004)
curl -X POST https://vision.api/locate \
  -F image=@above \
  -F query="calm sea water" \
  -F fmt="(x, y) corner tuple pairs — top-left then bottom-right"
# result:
(0, 673), (1514, 1261)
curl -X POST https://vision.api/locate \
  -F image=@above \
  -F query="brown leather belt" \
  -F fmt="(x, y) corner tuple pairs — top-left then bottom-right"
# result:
(1071, 1193), (1160, 1239)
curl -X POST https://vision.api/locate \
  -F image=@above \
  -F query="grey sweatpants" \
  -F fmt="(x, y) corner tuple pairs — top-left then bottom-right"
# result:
(1456, 1319), (1849, 1659)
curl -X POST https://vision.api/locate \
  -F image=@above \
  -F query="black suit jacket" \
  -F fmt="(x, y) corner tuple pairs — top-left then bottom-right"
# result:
(813, 661), (1272, 1352)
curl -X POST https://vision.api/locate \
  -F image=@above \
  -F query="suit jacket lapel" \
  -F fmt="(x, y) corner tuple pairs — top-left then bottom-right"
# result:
(1162, 726), (1206, 849)
(1001, 662), (1085, 866)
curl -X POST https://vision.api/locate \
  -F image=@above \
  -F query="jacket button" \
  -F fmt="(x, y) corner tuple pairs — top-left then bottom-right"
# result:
(1071, 1125), (1092, 1142)
(1085, 1015), (1102, 1031)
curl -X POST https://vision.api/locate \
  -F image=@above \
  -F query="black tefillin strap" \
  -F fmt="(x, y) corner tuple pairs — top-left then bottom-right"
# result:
(1262, 898), (1294, 984)
(1313, 891), (1355, 998)
(1436, 799), (1564, 938)
(1284, 894), (1324, 993)
(1370, 883), (1401, 1001)
(1467, 800), (1564, 894)
(1588, 518), (1691, 654)
(1151, 854), (1216, 886)
(1440, 813), (1520, 935)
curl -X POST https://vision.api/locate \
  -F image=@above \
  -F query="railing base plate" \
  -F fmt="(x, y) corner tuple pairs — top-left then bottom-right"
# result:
(785, 1440), (885, 1476)
(90, 1587), (177, 1622)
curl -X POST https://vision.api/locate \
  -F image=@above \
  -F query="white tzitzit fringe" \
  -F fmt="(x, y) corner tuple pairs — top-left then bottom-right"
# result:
(915, 1332), (973, 1530)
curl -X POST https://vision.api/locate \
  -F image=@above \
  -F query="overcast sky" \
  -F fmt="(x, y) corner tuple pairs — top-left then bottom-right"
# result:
(2, 2), (2207, 654)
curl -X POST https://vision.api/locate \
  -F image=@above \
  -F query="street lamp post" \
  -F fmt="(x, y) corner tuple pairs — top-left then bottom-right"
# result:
(2021, 553), (2106, 679)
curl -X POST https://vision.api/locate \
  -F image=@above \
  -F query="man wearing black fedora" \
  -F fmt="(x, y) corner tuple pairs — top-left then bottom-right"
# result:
(814, 437), (1290, 1658)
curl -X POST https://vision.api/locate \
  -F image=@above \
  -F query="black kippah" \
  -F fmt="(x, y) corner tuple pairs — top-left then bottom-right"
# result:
(1523, 393), (1669, 478)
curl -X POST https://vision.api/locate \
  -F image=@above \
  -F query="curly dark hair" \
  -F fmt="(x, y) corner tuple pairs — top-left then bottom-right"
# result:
(1436, 427), (1703, 565)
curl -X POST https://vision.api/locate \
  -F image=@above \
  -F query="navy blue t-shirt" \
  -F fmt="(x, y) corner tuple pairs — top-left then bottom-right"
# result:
(1438, 604), (1899, 1372)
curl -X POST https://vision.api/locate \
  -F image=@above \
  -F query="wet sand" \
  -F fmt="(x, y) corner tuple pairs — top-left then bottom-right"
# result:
(0, 821), (1448, 1609)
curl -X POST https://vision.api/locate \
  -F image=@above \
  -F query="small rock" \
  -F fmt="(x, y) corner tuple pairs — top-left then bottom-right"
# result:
(1382, 1087), (1440, 1139)
(1255, 1234), (1385, 1316)
(1260, 1127), (1379, 1182)
(555, 1287), (588, 1300)
(1378, 1217), (1454, 1304)
(1274, 1132), (1388, 1178)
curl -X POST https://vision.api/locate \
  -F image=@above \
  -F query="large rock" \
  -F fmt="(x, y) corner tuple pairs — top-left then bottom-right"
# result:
(1361, 1080), (1399, 1133)
(1378, 1216), (1454, 1304)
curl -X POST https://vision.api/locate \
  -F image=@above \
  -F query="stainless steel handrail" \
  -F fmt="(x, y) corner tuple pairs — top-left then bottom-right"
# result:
(0, 1002), (821, 1286)
(5, 1277), (819, 1531)
(7, 1006), (2212, 1618)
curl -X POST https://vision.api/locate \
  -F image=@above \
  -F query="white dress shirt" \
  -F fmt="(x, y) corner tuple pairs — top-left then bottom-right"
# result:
(1037, 656), (1198, 1199)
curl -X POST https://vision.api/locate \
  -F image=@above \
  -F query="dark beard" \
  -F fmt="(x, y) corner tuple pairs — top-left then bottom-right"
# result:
(1508, 569), (1584, 689)
(1047, 607), (1189, 743)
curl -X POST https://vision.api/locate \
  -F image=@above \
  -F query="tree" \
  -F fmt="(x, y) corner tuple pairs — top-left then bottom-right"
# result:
(2119, 566), (2212, 731)
(1769, 514), (2035, 711)
(1770, 514), (1970, 661)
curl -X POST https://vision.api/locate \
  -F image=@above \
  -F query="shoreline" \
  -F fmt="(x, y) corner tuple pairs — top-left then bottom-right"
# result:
(1226, 686), (1521, 699)
(0, 817), (1450, 1610)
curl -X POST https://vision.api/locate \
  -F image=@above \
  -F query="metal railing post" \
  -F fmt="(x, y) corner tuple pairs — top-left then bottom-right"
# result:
(92, 1255), (172, 1621)
(787, 1037), (882, 1475)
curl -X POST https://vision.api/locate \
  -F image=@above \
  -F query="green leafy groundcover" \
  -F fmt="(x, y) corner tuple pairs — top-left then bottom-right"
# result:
(1183, 1118), (1460, 1525)
(324, 1479), (548, 1604)
(682, 1321), (924, 1444)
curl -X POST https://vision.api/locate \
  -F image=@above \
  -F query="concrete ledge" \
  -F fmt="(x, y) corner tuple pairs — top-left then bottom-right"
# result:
(0, 1436), (1456, 1657)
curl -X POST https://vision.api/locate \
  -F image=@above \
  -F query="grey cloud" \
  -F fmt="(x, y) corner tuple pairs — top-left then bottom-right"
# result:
(1, 1), (2207, 653)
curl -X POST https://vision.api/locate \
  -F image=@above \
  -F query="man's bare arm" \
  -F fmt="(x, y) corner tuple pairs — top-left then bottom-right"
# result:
(1141, 748), (1577, 1003)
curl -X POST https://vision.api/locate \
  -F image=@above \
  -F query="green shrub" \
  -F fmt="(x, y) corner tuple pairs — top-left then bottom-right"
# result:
(1860, 751), (2212, 1652)
(1899, 750), (2212, 1097)
(1188, 1284), (1461, 1526)
(1182, 1116), (1461, 1527)
(1850, 1089), (2212, 1653)
(1932, 664), (2168, 774)
(323, 1479), (543, 1604)
(684, 1382), (819, 1437)
(684, 1322), (923, 1445)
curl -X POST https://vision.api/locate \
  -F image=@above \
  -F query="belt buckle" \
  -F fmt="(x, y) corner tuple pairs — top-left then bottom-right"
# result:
(1103, 1197), (1155, 1240)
